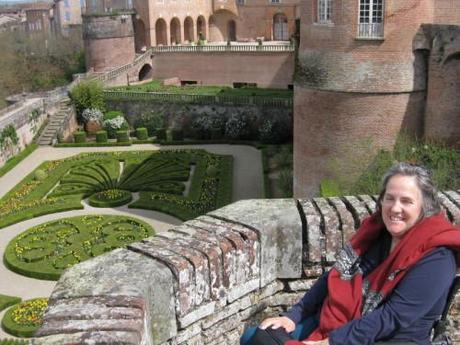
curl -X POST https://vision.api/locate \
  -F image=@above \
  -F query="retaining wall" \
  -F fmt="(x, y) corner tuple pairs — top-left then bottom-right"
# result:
(33, 192), (460, 344)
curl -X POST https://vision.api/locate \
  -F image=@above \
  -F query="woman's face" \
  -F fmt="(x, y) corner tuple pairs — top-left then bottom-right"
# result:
(381, 174), (423, 241)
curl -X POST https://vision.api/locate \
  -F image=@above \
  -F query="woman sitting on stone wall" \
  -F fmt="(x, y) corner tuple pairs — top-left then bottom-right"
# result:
(240, 162), (460, 345)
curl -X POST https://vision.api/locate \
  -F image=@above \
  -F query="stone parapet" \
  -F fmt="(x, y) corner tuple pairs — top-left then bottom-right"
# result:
(34, 193), (460, 344)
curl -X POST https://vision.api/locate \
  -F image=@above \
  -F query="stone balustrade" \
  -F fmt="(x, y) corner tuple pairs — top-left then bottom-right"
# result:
(150, 43), (295, 54)
(33, 192), (460, 345)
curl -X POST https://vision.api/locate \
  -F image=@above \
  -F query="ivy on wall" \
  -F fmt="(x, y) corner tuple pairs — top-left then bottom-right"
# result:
(28, 109), (41, 134)
(0, 125), (19, 150)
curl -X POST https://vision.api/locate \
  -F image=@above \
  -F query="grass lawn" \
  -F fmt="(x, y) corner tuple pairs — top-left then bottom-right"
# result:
(109, 80), (293, 98)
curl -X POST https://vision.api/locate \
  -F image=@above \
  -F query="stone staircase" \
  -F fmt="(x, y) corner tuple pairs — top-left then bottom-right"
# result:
(38, 97), (73, 146)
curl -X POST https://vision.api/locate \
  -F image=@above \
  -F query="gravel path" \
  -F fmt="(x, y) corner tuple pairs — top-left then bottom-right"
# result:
(0, 144), (263, 339)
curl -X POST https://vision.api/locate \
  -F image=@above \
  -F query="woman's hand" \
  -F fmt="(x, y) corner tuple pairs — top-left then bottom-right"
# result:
(302, 339), (329, 345)
(259, 316), (296, 333)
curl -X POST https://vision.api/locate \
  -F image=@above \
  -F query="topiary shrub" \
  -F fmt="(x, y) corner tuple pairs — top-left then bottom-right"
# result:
(33, 169), (47, 181)
(88, 189), (133, 207)
(1, 298), (48, 337)
(156, 128), (167, 140)
(104, 110), (124, 120)
(0, 294), (21, 312)
(134, 112), (164, 136)
(206, 164), (219, 177)
(73, 131), (86, 143)
(116, 130), (130, 143)
(96, 130), (108, 143)
(135, 127), (148, 140)
(171, 129), (183, 141)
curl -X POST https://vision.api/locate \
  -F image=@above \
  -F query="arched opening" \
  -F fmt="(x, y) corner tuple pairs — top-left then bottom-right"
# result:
(155, 18), (167, 46)
(184, 16), (194, 43)
(170, 17), (181, 45)
(273, 13), (288, 41)
(133, 18), (147, 52)
(208, 10), (236, 42)
(227, 20), (236, 41)
(197, 15), (206, 40)
(138, 64), (153, 81)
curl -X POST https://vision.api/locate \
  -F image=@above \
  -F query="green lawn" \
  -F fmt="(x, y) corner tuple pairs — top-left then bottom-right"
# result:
(109, 80), (293, 98)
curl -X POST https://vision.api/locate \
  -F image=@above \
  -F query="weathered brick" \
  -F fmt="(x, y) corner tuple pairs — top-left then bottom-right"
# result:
(343, 196), (370, 225)
(299, 199), (322, 263)
(328, 196), (356, 242)
(314, 197), (341, 262)
(439, 192), (460, 225)
(358, 194), (377, 214)
(32, 331), (141, 345)
(37, 319), (143, 337)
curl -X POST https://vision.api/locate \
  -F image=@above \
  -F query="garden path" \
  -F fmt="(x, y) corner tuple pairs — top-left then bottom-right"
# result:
(0, 144), (263, 339)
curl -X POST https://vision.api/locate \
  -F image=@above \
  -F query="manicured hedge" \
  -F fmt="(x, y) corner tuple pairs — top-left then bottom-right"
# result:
(54, 142), (132, 147)
(88, 189), (133, 207)
(0, 150), (233, 228)
(1, 298), (47, 337)
(171, 129), (183, 141)
(73, 131), (86, 143)
(96, 130), (108, 143)
(135, 127), (148, 140)
(156, 128), (167, 140)
(116, 130), (130, 143)
(0, 294), (21, 312)
(4, 215), (154, 280)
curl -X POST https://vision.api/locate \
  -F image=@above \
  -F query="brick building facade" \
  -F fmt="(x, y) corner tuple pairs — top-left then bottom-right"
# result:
(294, 0), (460, 197)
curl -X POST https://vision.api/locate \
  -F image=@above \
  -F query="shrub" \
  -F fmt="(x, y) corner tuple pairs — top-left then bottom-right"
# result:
(81, 108), (103, 124)
(171, 129), (183, 141)
(135, 127), (148, 140)
(225, 113), (251, 140)
(206, 164), (219, 177)
(104, 110), (124, 120)
(156, 128), (167, 140)
(134, 112), (164, 135)
(0, 339), (29, 345)
(191, 114), (226, 139)
(33, 169), (47, 181)
(73, 131), (86, 143)
(96, 130), (108, 143)
(116, 130), (130, 143)
(258, 119), (292, 144)
(69, 80), (105, 122)
(103, 116), (129, 139)
(1, 298), (48, 337)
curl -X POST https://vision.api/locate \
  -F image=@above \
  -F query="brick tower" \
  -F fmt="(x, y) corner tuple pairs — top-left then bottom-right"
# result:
(293, 0), (460, 197)
(82, 0), (136, 72)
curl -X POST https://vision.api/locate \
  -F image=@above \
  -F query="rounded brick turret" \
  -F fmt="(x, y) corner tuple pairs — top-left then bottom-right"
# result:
(293, 0), (460, 197)
(82, 11), (136, 72)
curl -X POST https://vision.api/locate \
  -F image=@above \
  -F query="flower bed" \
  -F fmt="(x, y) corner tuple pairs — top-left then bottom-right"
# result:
(0, 150), (233, 229)
(1, 298), (48, 337)
(88, 189), (133, 207)
(4, 215), (154, 280)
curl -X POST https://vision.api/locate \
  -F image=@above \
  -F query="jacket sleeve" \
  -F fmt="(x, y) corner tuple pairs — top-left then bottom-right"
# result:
(328, 247), (456, 345)
(282, 271), (329, 324)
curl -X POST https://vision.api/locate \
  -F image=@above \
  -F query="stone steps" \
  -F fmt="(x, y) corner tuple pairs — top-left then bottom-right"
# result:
(38, 97), (73, 146)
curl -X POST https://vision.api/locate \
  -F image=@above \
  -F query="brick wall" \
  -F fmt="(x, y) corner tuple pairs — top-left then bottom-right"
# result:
(34, 192), (460, 344)
(151, 51), (295, 88)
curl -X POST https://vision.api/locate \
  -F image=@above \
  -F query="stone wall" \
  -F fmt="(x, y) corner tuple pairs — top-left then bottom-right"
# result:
(33, 192), (460, 345)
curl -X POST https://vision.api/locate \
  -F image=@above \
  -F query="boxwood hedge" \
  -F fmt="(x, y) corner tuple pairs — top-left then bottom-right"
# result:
(4, 215), (154, 280)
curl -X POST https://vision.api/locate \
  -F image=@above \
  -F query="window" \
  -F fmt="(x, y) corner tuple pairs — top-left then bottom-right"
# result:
(64, 0), (69, 7)
(271, 0), (281, 4)
(237, 0), (244, 5)
(65, 11), (70, 21)
(317, 0), (332, 23)
(358, 0), (384, 38)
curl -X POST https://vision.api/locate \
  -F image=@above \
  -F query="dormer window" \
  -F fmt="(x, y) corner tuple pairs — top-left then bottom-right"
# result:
(317, 0), (332, 24)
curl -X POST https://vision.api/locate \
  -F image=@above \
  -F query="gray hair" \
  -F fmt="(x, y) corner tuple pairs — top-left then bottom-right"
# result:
(376, 162), (441, 219)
